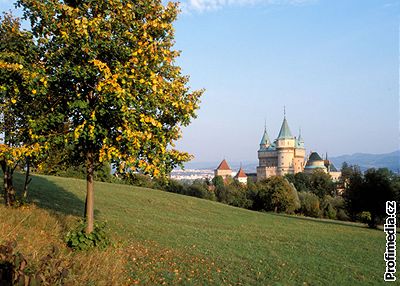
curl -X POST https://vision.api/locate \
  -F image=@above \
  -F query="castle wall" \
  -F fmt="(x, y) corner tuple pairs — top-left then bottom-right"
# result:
(215, 169), (233, 178)
(293, 148), (306, 173)
(330, 171), (341, 182)
(257, 166), (278, 181)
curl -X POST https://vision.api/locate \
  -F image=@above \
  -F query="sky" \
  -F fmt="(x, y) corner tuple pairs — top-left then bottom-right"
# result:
(1, 0), (399, 163)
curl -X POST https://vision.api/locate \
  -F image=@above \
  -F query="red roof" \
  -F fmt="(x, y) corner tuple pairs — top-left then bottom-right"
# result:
(235, 168), (247, 178)
(216, 159), (231, 171)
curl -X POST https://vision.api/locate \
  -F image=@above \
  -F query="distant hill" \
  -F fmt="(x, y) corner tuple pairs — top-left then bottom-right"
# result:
(329, 150), (400, 173)
(185, 150), (400, 173)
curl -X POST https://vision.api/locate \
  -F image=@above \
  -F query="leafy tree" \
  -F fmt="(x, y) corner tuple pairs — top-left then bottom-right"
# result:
(298, 192), (321, 218)
(253, 176), (299, 214)
(215, 180), (251, 208)
(17, 0), (203, 232)
(344, 168), (399, 228)
(361, 168), (397, 228)
(0, 13), (44, 205)
(309, 170), (335, 198)
(343, 166), (364, 220)
(212, 175), (224, 190)
(285, 172), (311, 193)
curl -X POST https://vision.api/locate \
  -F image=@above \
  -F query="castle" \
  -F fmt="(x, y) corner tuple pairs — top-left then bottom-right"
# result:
(215, 113), (341, 184)
(257, 115), (340, 181)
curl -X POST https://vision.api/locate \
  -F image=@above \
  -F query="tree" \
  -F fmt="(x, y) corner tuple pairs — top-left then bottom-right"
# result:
(361, 169), (397, 228)
(309, 170), (335, 198)
(343, 166), (364, 220)
(285, 172), (311, 193)
(253, 176), (300, 214)
(17, 0), (203, 233)
(344, 168), (399, 228)
(0, 13), (44, 205)
(298, 192), (320, 218)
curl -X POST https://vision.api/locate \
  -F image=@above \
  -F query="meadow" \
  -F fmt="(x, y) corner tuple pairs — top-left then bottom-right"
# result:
(0, 174), (388, 285)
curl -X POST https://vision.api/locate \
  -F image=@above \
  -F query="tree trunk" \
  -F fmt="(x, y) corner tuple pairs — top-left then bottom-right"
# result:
(22, 156), (31, 201)
(1, 161), (15, 206)
(85, 150), (94, 233)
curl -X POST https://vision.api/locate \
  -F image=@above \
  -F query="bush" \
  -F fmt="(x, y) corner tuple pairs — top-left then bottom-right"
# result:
(164, 179), (215, 201)
(66, 221), (110, 251)
(215, 182), (252, 208)
(321, 195), (337, 219)
(298, 192), (321, 218)
(121, 173), (162, 189)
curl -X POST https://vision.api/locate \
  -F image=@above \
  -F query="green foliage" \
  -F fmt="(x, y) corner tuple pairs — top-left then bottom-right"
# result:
(0, 241), (69, 285)
(344, 168), (399, 228)
(309, 170), (335, 198)
(212, 176), (224, 190)
(215, 181), (251, 208)
(321, 195), (337, 219)
(163, 179), (215, 201)
(298, 192), (321, 218)
(0, 12), (44, 206)
(252, 176), (300, 214)
(357, 211), (372, 225)
(121, 173), (163, 189)
(66, 221), (110, 251)
(285, 172), (312, 193)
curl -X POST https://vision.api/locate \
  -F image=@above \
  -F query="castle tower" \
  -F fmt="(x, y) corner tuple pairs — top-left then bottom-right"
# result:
(257, 122), (278, 180)
(275, 115), (296, 176)
(214, 159), (233, 179)
(256, 111), (306, 181)
(293, 128), (306, 173)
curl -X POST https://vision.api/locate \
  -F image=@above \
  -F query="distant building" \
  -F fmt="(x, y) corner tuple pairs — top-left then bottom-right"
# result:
(214, 159), (233, 179)
(304, 152), (326, 174)
(256, 114), (341, 181)
(234, 167), (248, 184)
(214, 159), (248, 185)
(257, 115), (306, 180)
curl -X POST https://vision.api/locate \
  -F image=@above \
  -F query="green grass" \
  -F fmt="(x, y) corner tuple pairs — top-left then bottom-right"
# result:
(2, 174), (389, 285)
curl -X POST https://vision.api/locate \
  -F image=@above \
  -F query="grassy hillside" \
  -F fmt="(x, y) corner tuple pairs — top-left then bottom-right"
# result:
(1, 174), (387, 285)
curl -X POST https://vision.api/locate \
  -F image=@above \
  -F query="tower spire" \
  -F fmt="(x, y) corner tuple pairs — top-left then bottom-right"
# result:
(284, 105), (286, 118)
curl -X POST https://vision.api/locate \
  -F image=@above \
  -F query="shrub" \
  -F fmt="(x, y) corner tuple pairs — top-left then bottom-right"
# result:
(66, 221), (110, 251)
(321, 195), (337, 219)
(122, 173), (162, 189)
(298, 192), (321, 218)
(215, 182), (252, 208)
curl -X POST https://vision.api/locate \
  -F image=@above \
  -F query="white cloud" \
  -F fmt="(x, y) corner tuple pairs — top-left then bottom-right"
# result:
(180, 0), (316, 13)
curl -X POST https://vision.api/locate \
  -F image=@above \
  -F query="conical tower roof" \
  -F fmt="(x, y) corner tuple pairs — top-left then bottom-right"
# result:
(216, 159), (231, 171)
(277, 117), (293, 139)
(235, 167), (247, 178)
(260, 128), (271, 146)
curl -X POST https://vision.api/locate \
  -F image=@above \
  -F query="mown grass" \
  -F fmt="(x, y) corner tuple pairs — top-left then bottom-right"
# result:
(0, 173), (389, 285)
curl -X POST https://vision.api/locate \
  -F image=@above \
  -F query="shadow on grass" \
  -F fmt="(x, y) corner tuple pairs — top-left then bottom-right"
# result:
(268, 212), (384, 232)
(1, 172), (100, 222)
(27, 175), (87, 217)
